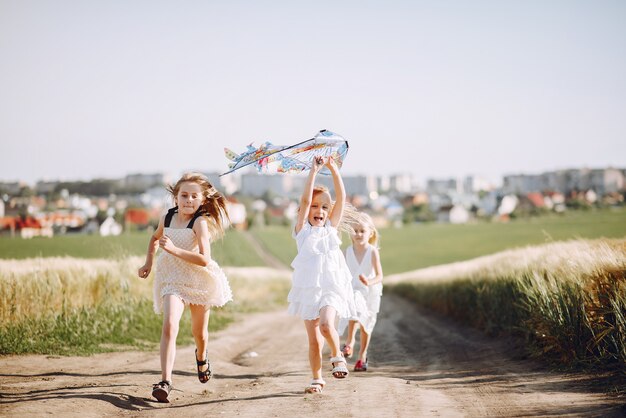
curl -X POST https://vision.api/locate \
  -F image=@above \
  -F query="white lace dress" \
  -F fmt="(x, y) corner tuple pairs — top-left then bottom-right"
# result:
(153, 226), (232, 313)
(287, 221), (356, 320)
(339, 244), (382, 334)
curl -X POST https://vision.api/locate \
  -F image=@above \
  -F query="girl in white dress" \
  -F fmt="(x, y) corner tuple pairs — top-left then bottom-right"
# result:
(288, 156), (357, 394)
(138, 172), (232, 403)
(340, 212), (383, 372)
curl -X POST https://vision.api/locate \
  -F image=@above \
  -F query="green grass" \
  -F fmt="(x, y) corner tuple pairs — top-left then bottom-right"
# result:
(251, 208), (626, 274)
(0, 229), (266, 266)
(0, 299), (234, 355)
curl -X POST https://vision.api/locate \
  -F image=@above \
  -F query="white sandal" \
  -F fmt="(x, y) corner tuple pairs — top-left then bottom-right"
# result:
(329, 355), (349, 378)
(304, 378), (326, 393)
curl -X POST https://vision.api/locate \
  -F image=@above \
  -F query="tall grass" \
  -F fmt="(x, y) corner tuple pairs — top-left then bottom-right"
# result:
(390, 239), (626, 371)
(0, 257), (290, 355)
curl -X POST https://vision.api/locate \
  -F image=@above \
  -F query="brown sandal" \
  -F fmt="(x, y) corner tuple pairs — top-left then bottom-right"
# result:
(152, 380), (172, 403)
(196, 348), (212, 383)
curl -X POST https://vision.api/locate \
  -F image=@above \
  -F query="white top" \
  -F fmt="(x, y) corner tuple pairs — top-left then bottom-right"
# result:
(287, 221), (356, 320)
(154, 226), (232, 313)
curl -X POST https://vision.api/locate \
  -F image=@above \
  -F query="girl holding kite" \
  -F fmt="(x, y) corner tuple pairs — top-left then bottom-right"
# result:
(138, 172), (232, 403)
(288, 155), (357, 394)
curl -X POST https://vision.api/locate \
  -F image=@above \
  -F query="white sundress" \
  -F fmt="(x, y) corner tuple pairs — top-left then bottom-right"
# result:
(287, 221), (357, 321)
(339, 244), (382, 335)
(153, 216), (233, 314)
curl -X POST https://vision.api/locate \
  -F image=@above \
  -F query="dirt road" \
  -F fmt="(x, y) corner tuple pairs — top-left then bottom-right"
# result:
(1, 292), (623, 417)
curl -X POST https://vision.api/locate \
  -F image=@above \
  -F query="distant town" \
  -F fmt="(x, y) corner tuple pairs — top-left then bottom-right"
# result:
(1, 166), (624, 239)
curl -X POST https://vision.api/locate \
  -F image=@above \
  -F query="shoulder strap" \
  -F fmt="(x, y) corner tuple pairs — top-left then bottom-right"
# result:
(186, 210), (208, 229)
(164, 207), (178, 227)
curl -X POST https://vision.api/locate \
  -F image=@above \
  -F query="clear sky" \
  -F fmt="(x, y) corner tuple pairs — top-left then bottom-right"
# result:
(1, 0), (625, 186)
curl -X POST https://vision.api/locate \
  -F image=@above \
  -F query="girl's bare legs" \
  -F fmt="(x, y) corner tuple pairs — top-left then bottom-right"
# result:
(344, 320), (358, 354)
(304, 319), (324, 379)
(160, 295), (185, 382)
(358, 324), (371, 362)
(318, 306), (340, 358)
(190, 303), (211, 374)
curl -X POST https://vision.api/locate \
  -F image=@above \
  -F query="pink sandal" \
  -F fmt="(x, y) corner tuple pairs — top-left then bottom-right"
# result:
(341, 344), (353, 359)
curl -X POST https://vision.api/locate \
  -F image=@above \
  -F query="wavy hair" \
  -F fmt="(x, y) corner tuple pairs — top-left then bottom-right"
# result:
(167, 172), (230, 240)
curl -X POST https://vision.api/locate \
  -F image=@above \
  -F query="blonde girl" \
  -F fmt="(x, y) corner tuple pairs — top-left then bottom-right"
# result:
(288, 156), (357, 394)
(138, 172), (232, 403)
(339, 212), (383, 372)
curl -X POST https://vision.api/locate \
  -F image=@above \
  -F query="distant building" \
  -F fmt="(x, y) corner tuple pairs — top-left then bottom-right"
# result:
(427, 178), (460, 195)
(343, 175), (377, 197)
(389, 173), (414, 194)
(437, 204), (470, 224)
(240, 172), (295, 197)
(35, 180), (60, 194)
(124, 173), (169, 190)
(503, 168), (625, 196)
(0, 181), (24, 195)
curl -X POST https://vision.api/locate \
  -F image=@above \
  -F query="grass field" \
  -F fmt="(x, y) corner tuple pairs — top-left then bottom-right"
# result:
(1, 209), (624, 274)
(250, 208), (626, 274)
(389, 238), (626, 372)
(0, 229), (266, 266)
(0, 256), (290, 355)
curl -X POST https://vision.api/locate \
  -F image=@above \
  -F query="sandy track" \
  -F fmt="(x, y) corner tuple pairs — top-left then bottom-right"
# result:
(1, 294), (623, 417)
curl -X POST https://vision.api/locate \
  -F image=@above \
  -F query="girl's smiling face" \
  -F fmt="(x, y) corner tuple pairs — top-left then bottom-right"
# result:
(351, 221), (372, 246)
(308, 191), (332, 227)
(176, 182), (204, 216)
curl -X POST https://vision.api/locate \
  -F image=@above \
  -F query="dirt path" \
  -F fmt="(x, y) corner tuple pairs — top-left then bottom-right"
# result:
(1, 293), (623, 417)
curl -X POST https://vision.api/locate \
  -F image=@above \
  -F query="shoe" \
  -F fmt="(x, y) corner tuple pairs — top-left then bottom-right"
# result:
(341, 344), (353, 359)
(195, 348), (212, 383)
(304, 378), (326, 393)
(152, 380), (172, 403)
(330, 355), (349, 378)
(354, 358), (368, 372)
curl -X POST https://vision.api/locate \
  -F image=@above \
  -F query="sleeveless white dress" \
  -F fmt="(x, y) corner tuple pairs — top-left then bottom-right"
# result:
(339, 244), (382, 334)
(287, 221), (356, 320)
(153, 226), (233, 313)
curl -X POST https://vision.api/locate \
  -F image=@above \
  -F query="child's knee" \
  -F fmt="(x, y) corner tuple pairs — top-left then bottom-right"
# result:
(319, 322), (333, 336)
(162, 320), (179, 339)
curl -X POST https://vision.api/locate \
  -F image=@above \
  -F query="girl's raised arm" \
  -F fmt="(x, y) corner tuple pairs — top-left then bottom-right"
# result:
(327, 157), (345, 228)
(294, 156), (324, 234)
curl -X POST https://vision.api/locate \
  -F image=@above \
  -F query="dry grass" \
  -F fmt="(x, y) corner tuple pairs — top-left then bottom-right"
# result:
(0, 257), (290, 354)
(390, 239), (626, 370)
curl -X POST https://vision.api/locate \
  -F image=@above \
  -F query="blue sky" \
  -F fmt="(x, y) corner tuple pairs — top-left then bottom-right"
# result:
(1, 0), (625, 185)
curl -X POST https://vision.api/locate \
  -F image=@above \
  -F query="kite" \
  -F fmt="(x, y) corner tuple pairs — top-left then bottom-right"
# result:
(221, 129), (349, 176)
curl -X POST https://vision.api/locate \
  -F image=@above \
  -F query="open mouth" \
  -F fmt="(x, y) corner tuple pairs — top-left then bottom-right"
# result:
(313, 216), (324, 223)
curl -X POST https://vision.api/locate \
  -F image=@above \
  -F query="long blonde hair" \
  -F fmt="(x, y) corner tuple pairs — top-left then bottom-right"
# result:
(167, 172), (230, 240)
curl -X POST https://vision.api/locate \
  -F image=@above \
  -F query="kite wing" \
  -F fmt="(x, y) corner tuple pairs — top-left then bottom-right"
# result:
(221, 141), (289, 176)
(221, 130), (349, 176)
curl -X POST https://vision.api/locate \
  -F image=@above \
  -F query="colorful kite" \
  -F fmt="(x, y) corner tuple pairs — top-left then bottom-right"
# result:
(221, 129), (349, 176)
